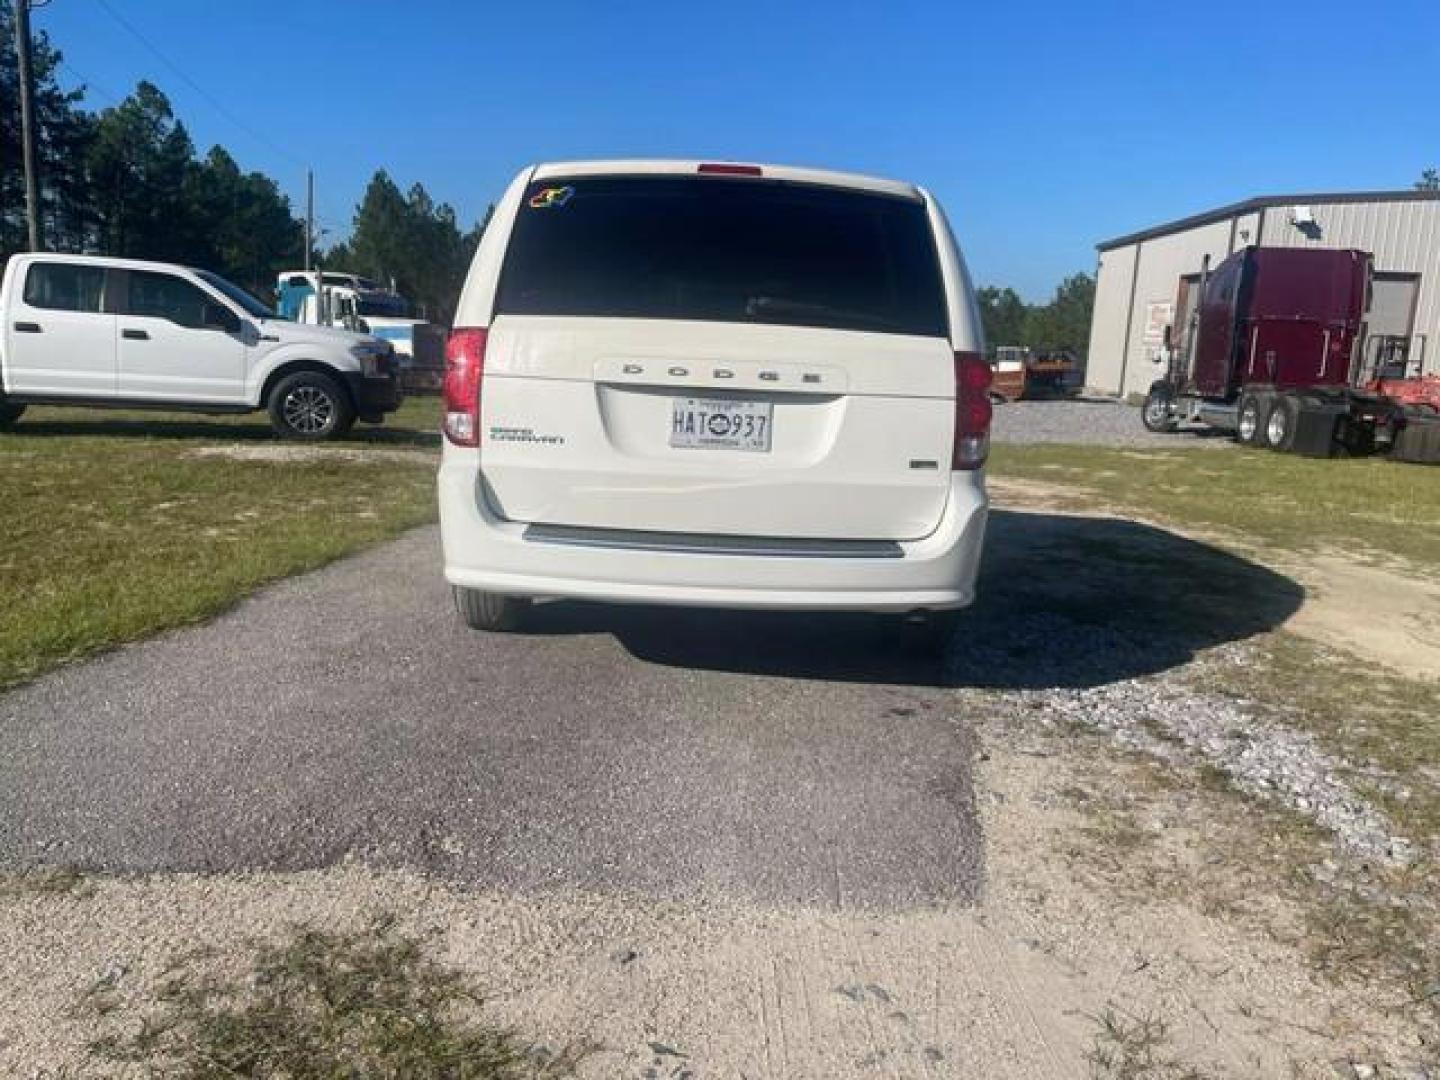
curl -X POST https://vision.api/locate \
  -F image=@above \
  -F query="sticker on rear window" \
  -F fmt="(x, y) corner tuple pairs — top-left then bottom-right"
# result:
(528, 185), (573, 209)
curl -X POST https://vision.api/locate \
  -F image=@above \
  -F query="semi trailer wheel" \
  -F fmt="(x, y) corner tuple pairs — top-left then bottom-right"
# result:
(1236, 392), (1271, 447)
(1141, 384), (1177, 433)
(1266, 395), (1298, 452)
(1392, 416), (1440, 464)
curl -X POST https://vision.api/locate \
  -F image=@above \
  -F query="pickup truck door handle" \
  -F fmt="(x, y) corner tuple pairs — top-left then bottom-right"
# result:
(13, 321), (41, 333)
(122, 328), (150, 340)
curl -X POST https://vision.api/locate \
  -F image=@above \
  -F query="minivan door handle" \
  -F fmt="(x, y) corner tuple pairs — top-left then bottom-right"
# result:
(13, 321), (41, 333)
(122, 328), (150, 341)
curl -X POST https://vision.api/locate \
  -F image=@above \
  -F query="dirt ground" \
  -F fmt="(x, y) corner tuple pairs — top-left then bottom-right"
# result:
(1, 727), (1409, 1079)
(989, 476), (1440, 682)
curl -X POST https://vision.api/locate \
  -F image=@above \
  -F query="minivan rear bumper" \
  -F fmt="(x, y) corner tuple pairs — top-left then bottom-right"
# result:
(439, 455), (988, 612)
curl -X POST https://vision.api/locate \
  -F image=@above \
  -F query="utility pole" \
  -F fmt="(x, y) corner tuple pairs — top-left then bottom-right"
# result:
(304, 169), (314, 272)
(14, 0), (42, 251)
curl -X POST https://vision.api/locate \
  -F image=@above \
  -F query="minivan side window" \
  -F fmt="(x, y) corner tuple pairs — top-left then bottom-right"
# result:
(23, 262), (106, 313)
(126, 271), (214, 329)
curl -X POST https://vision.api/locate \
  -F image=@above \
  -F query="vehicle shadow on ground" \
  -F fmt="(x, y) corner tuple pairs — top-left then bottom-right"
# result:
(8, 417), (440, 448)
(523, 509), (1304, 691)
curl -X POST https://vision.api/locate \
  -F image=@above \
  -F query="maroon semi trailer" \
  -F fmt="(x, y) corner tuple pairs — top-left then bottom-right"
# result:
(1142, 246), (1440, 463)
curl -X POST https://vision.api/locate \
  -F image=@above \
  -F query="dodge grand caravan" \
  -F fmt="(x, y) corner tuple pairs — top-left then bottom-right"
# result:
(439, 160), (990, 631)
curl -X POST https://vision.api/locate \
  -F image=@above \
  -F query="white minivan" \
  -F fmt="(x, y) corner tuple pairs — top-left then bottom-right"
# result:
(439, 161), (991, 631)
(0, 255), (401, 439)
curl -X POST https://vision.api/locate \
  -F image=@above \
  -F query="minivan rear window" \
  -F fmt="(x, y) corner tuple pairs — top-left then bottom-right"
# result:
(496, 175), (948, 337)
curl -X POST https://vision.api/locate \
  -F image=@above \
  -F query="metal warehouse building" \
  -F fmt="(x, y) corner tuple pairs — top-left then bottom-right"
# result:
(1085, 190), (1440, 400)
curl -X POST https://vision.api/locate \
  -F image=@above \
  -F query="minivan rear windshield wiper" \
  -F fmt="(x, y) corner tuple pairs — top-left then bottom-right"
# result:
(743, 295), (903, 331)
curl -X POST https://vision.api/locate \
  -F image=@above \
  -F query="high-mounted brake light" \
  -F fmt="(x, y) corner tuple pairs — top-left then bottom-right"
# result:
(697, 163), (763, 176)
(442, 327), (488, 447)
(953, 351), (992, 470)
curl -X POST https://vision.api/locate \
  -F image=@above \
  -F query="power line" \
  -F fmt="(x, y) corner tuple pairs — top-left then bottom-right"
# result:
(58, 59), (121, 106)
(89, 0), (304, 168)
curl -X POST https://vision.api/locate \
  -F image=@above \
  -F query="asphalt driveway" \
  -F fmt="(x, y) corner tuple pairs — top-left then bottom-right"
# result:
(0, 526), (984, 910)
(0, 505), (1300, 912)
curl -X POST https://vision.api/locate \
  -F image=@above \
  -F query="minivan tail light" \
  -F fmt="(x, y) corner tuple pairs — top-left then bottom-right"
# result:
(953, 351), (992, 470)
(697, 163), (763, 176)
(442, 328), (487, 447)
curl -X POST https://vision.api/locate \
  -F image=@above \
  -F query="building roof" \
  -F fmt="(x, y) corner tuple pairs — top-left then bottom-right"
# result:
(1097, 189), (1440, 252)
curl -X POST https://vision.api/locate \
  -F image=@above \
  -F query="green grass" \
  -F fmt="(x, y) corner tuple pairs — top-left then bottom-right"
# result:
(0, 399), (440, 689)
(1085, 1008), (1213, 1080)
(988, 443), (1440, 569)
(90, 919), (581, 1078)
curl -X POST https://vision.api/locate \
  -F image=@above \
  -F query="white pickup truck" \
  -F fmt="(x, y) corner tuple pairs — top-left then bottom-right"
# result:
(0, 254), (401, 439)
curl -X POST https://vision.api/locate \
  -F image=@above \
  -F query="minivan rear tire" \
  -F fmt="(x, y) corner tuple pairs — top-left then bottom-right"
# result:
(895, 609), (961, 659)
(0, 402), (25, 429)
(268, 371), (355, 441)
(454, 586), (530, 632)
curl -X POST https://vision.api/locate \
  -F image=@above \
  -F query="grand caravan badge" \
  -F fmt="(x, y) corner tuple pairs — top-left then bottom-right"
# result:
(527, 185), (574, 209)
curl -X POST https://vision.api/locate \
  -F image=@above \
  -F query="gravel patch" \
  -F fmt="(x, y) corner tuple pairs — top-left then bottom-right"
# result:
(955, 618), (1404, 863)
(187, 444), (433, 465)
(992, 398), (1234, 448)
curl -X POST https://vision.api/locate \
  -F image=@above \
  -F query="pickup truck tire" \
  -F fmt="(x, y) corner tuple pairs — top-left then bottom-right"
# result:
(1142, 383), (1177, 432)
(454, 586), (531, 632)
(0, 402), (25, 429)
(267, 371), (355, 441)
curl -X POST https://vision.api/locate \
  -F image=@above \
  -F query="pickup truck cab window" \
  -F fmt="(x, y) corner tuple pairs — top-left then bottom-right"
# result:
(125, 270), (215, 329)
(23, 262), (105, 313)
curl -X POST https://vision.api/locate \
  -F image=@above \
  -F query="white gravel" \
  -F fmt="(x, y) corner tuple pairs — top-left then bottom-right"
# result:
(991, 398), (1234, 448)
(963, 622), (1406, 863)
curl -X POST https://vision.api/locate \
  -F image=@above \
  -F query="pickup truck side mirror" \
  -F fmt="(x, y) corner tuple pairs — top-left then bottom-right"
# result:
(202, 303), (240, 334)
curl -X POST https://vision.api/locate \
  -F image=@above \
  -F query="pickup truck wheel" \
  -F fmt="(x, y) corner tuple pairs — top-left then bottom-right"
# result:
(1236, 392), (1270, 446)
(454, 586), (530, 632)
(0, 402), (25, 429)
(268, 371), (355, 441)
(1142, 385), (1177, 432)
(1266, 395), (1298, 451)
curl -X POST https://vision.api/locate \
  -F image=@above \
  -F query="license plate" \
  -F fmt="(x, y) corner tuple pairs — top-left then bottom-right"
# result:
(669, 397), (773, 452)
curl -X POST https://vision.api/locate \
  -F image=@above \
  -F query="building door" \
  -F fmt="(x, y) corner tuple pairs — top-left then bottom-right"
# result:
(1360, 273), (1420, 379)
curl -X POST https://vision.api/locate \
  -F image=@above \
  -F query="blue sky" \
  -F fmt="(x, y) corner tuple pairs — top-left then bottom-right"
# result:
(35, 0), (1440, 301)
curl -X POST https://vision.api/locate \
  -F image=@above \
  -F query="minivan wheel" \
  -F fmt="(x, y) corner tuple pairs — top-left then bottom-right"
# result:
(896, 609), (961, 659)
(0, 402), (25, 429)
(454, 586), (530, 632)
(268, 371), (355, 441)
